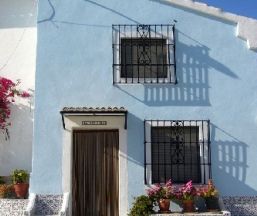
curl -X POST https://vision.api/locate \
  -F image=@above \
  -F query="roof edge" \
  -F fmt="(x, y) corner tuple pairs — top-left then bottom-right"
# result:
(161, 0), (257, 51)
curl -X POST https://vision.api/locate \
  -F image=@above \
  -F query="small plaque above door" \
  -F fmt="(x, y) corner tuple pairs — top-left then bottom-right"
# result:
(82, 121), (107, 126)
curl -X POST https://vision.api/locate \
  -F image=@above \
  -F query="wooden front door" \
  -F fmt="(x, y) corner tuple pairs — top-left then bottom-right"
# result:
(72, 130), (119, 216)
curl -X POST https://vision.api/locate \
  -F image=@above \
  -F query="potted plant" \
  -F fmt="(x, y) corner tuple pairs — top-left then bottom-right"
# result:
(11, 169), (29, 198)
(180, 180), (197, 212)
(128, 195), (153, 216)
(146, 179), (176, 213)
(202, 179), (220, 211)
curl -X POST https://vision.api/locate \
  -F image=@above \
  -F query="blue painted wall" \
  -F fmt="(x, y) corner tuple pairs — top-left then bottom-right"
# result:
(32, 0), (257, 202)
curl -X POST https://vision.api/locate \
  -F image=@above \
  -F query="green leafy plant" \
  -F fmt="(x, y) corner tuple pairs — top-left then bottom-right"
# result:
(128, 195), (153, 216)
(11, 169), (29, 184)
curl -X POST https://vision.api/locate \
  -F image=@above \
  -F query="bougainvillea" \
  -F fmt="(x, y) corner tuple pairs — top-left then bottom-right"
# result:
(0, 77), (30, 139)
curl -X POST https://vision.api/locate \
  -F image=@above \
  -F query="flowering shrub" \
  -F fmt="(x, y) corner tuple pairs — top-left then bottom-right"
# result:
(201, 179), (219, 198)
(180, 180), (197, 201)
(146, 179), (178, 202)
(130, 179), (220, 213)
(0, 77), (30, 138)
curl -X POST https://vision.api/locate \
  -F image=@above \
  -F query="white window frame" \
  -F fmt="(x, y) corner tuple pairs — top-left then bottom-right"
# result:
(113, 26), (176, 84)
(145, 120), (210, 185)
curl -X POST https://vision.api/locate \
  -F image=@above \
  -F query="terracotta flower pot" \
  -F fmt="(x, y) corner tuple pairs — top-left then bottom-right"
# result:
(158, 198), (170, 213)
(13, 183), (29, 198)
(183, 199), (195, 212)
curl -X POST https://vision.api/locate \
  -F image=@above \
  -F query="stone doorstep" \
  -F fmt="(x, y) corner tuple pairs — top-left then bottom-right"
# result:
(0, 199), (28, 210)
(151, 211), (230, 216)
(152, 214), (223, 215)
(34, 215), (60, 216)
(0, 210), (24, 216)
(34, 194), (63, 215)
(0, 199), (28, 216)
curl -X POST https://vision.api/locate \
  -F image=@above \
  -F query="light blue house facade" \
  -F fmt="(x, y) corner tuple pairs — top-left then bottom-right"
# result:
(31, 0), (257, 215)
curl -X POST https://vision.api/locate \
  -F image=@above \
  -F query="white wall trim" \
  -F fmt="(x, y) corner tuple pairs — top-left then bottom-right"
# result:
(62, 115), (128, 216)
(159, 0), (257, 51)
(112, 25), (176, 84)
(144, 120), (210, 185)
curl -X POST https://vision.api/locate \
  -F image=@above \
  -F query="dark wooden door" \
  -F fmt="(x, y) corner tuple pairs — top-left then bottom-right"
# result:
(72, 130), (119, 216)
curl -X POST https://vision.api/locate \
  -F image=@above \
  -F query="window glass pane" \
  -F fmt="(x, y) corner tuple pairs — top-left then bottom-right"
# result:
(151, 126), (201, 183)
(121, 38), (168, 78)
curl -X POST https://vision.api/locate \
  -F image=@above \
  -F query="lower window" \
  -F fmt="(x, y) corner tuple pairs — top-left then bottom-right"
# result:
(144, 120), (211, 184)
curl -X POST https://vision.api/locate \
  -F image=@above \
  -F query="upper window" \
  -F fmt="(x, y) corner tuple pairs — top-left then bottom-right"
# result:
(144, 120), (211, 185)
(112, 24), (176, 84)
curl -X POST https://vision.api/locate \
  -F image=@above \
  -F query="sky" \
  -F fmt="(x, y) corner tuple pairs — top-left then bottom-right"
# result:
(197, 0), (257, 20)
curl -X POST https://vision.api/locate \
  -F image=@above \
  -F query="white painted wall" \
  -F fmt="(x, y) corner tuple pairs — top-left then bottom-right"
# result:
(0, 0), (37, 175)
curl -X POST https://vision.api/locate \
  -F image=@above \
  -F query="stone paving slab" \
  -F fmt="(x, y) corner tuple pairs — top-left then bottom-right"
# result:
(0, 210), (24, 216)
(151, 211), (231, 216)
(0, 199), (29, 216)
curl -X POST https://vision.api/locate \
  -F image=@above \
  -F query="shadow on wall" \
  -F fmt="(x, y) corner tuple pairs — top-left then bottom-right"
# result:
(126, 113), (145, 167)
(124, 116), (257, 198)
(37, 0), (239, 107)
(211, 124), (257, 195)
(117, 31), (238, 106)
(0, 0), (37, 29)
(125, 113), (146, 202)
(38, 0), (139, 26)
(0, 101), (33, 176)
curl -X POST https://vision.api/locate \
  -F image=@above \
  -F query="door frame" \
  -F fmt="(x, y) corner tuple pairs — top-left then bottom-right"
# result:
(72, 129), (119, 216)
(62, 115), (128, 216)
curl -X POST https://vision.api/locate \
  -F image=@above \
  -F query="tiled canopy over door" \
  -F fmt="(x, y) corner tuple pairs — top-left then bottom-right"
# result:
(72, 130), (119, 216)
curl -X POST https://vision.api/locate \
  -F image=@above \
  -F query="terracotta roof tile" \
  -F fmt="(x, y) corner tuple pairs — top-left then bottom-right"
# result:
(61, 106), (127, 113)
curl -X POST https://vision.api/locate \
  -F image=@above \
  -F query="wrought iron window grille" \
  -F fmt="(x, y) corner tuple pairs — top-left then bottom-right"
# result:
(112, 24), (177, 84)
(144, 120), (211, 185)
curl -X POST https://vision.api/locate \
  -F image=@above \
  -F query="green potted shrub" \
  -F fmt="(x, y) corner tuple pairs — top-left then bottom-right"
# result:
(11, 169), (29, 198)
(128, 195), (153, 216)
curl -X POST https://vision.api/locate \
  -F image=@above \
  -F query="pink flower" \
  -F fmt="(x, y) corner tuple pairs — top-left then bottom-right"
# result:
(21, 91), (30, 98)
(0, 77), (30, 137)
(165, 179), (172, 187)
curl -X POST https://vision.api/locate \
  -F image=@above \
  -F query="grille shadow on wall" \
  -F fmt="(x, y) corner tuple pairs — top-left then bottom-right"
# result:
(211, 124), (257, 195)
(117, 30), (238, 106)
